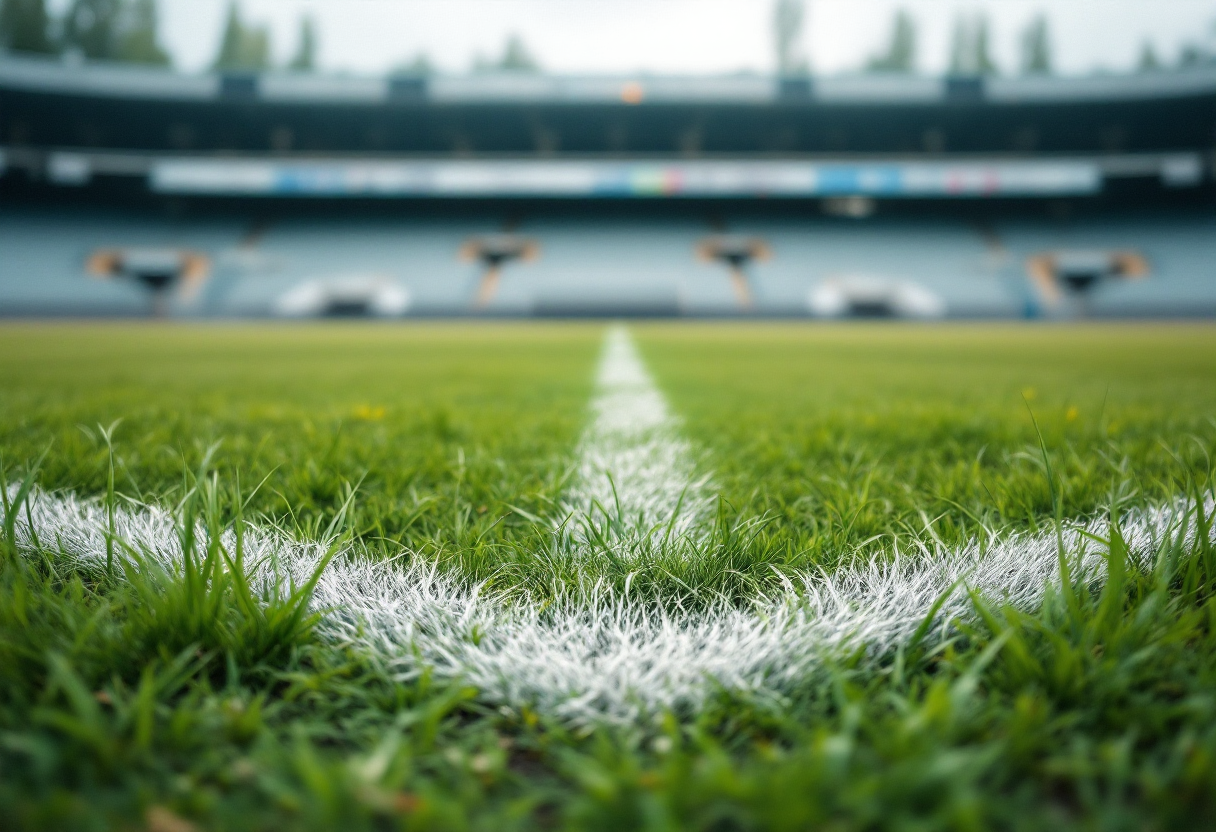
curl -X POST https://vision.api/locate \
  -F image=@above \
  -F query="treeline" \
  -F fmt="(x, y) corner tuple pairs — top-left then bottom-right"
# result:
(4, 0), (1212, 77)
(775, 1), (1216, 77)
(0, 0), (316, 71)
(863, 11), (1051, 76)
(866, 9), (1212, 76)
(0, 0), (168, 64)
(864, 7), (1216, 76)
(211, 3), (316, 71)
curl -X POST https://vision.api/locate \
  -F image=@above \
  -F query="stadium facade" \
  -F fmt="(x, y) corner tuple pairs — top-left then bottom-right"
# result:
(1, 54), (1214, 318)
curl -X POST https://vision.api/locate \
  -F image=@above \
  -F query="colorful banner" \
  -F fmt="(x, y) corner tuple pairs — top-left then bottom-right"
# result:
(150, 158), (1102, 198)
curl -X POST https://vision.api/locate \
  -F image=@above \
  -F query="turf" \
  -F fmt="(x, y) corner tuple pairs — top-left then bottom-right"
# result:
(2, 321), (1216, 831)
(0, 322), (599, 553)
(641, 323), (1216, 565)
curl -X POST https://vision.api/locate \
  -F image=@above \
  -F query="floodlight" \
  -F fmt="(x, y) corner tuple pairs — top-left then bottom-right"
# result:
(619, 82), (645, 105)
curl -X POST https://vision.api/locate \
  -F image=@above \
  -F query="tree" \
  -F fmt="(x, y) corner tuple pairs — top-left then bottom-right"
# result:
(212, 1), (270, 71)
(1020, 14), (1051, 74)
(115, 0), (169, 65)
(1137, 40), (1161, 72)
(0, 0), (55, 53)
(498, 33), (538, 72)
(1178, 44), (1205, 68)
(288, 14), (316, 71)
(60, 0), (171, 64)
(948, 12), (997, 76)
(62, 0), (122, 59)
(395, 53), (432, 76)
(866, 8), (915, 73)
(773, 0), (806, 75)
(472, 34), (540, 72)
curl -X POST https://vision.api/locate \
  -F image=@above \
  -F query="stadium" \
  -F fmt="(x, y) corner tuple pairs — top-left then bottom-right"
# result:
(3, 1), (1216, 828)
(2, 51), (1214, 318)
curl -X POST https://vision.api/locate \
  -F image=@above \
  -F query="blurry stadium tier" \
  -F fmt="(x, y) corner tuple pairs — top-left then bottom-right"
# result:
(2, 54), (1214, 320)
(144, 158), (1104, 198)
(0, 54), (1212, 199)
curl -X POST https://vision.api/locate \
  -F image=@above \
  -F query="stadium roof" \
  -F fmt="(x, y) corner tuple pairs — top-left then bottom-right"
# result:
(3, 53), (1216, 106)
(3, 52), (1212, 201)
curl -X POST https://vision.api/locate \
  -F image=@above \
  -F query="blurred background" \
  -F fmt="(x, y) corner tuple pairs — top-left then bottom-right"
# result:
(1, 0), (1214, 319)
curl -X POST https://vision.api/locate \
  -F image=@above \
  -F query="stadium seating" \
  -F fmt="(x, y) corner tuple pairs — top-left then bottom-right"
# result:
(727, 216), (1019, 317)
(218, 216), (499, 316)
(0, 206), (244, 316)
(993, 211), (1216, 318)
(2, 56), (1213, 320)
(2, 205), (1213, 319)
(501, 218), (720, 316)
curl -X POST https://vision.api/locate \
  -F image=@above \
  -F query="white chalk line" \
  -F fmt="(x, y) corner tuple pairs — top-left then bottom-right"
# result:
(9, 487), (1212, 726)
(8, 325), (1214, 724)
(9, 485), (1211, 724)
(561, 325), (711, 551)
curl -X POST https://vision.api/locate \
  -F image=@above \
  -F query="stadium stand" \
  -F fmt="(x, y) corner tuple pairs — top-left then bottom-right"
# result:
(217, 216), (500, 317)
(1, 53), (1213, 318)
(0, 204), (245, 316)
(996, 211), (1216, 318)
(726, 216), (1016, 317)
(506, 219), (716, 317)
(5, 204), (1211, 319)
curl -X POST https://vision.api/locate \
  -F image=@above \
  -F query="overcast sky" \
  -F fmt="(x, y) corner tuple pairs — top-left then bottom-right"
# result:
(145, 0), (1216, 76)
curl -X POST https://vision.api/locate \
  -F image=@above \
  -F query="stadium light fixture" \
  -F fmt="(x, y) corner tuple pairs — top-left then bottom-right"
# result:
(459, 235), (541, 309)
(619, 82), (645, 104)
(696, 236), (771, 309)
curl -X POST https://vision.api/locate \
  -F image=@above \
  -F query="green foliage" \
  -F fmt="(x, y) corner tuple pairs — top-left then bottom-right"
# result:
(1, 0), (169, 62)
(395, 53), (434, 76)
(113, 0), (168, 66)
(475, 33), (540, 73)
(1, 322), (1216, 828)
(866, 8), (916, 74)
(0, 0), (54, 54)
(1138, 40), (1162, 72)
(61, 0), (121, 60)
(773, 0), (806, 75)
(1020, 14), (1052, 76)
(288, 14), (316, 72)
(949, 12), (998, 76)
(213, 0), (270, 72)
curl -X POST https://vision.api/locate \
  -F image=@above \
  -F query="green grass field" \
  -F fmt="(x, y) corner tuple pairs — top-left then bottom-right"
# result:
(2, 322), (1216, 831)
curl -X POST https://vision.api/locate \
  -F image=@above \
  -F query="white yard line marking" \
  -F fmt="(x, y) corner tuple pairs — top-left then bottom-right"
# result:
(11, 485), (1211, 726)
(563, 325), (710, 548)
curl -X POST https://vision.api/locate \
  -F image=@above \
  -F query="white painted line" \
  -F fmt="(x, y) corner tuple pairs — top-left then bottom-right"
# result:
(11, 485), (1211, 726)
(562, 325), (711, 550)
